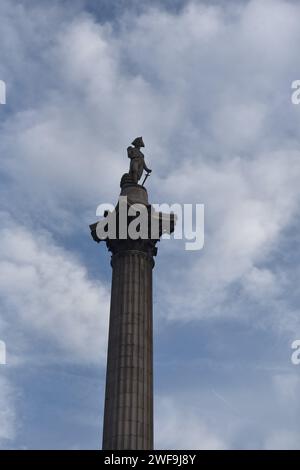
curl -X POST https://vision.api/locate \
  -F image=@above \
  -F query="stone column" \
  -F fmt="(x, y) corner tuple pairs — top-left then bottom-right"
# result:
(90, 183), (176, 451)
(102, 245), (154, 450)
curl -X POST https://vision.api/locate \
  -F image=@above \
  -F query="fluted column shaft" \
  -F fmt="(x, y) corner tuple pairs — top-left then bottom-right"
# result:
(102, 249), (154, 450)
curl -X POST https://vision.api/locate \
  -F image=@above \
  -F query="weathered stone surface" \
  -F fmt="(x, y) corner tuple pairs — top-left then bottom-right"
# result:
(120, 183), (149, 205)
(90, 180), (176, 450)
(102, 250), (154, 450)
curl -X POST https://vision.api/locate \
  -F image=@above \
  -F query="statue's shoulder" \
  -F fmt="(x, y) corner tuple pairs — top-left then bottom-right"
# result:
(127, 146), (134, 158)
(127, 147), (143, 159)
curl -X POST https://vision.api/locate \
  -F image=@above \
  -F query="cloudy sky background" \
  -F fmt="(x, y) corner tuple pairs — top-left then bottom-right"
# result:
(0, 0), (300, 449)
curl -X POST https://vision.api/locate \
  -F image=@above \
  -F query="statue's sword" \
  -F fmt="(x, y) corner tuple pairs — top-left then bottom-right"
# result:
(141, 172), (151, 187)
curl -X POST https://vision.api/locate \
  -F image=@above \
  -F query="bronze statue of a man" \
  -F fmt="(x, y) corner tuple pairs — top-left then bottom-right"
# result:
(127, 137), (152, 184)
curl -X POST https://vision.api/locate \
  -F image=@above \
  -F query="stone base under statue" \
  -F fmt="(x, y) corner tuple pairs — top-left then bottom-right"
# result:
(120, 183), (149, 206)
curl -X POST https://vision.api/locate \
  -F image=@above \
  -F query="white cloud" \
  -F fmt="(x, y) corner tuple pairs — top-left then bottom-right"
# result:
(158, 150), (300, 332)
(264, 430), (300, 450)
(1, 0), (300, 334)
(1, 0), (300, 449)
(0, 376), (16, 446)
(155, 396), (227, 450)
(273, 373), (300, 403)
(155, 370), (300, 450)
(0, 213), (110, 364)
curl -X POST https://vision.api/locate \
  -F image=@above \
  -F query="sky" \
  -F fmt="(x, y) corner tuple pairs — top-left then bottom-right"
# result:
(0, 0), (300, 450)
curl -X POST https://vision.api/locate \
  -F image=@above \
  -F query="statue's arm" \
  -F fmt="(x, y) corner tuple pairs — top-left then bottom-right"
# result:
(143, 158), (152, 173)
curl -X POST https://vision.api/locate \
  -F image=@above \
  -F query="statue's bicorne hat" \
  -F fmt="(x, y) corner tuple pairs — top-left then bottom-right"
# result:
(131, 137), (145, 147)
